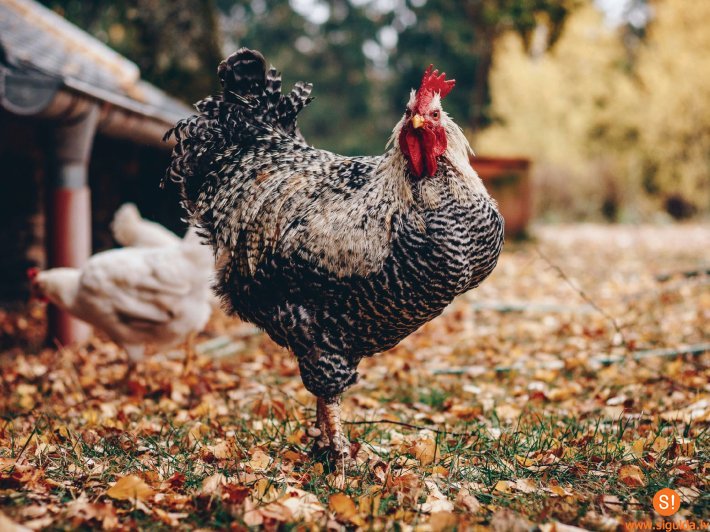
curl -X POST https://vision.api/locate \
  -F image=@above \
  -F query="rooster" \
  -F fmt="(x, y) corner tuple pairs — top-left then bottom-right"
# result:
(29, 231), (213, 367)
(165, 49), (504, 466)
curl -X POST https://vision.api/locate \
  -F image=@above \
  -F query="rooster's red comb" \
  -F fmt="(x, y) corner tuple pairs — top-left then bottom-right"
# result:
(27, 267), (40, 281)
(418, 65), (455, 100)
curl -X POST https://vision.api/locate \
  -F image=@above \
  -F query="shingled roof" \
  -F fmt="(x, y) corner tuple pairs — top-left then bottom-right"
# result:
(0, 0), (191, 127)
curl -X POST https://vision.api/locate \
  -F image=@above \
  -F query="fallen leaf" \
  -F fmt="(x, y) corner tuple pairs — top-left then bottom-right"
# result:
(515, 454), (539, 467)
(329, 493), (357, 520)
(223, 483), (250, 505)
(512, 478), (538, 494)
(187, 422), (210, 445)
(430, 511), (458, 531)
(153, 508), (188, 527)
(200, 473), (227, 496)
(0, 511), (30, 532)
(495, 404), (522, 422)
(629, 438), (645, 458)
(490, 508), (532, 532)
(675, 437), (695, 456)
(358, 493), (382, 517)
(286, 428), (305, 445)
(421, 480), (454, 513)
(207, 440), (236, 459)
(282, 489), (326, 522)
(106, 475), (155, 501)
(494, 480), (512, 493)
(248, 448), (271, 470)
(652, 436), (669, 453)
(242, 499), (264, 527)
(618, 465), (645, 487)
(455, 488), (481, 513)
(20, 515), (53, 531)
(387, 472), (424, 505)
(409, 437), (439, 466)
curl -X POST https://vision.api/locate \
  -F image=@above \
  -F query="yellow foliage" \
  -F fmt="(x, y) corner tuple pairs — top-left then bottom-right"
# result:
(476, 0), (710, 218)
(630, 0), (710, 206)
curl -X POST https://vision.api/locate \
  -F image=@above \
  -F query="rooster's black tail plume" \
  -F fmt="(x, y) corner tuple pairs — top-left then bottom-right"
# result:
(219, 48), (267, 101)
(162, 48), (314, 221)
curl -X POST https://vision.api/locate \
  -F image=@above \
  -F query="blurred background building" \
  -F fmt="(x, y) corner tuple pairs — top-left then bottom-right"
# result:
(0, 0), (191, 342)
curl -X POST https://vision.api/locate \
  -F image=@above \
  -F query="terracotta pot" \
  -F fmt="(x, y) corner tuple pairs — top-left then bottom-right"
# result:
(471, 155), (532, 239)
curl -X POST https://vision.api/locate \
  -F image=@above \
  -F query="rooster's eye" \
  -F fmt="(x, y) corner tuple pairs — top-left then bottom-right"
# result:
(431, 110), (440, 120)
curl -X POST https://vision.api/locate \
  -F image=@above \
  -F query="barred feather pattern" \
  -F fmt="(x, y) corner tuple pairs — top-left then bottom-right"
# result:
(164, 48), (504, 399)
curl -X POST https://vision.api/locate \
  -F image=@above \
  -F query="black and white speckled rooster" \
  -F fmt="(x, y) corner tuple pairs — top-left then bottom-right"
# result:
(164, 48), (504, 465)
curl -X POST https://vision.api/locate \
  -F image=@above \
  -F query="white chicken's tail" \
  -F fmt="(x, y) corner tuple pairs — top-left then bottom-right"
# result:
(111, 203), (181, 248)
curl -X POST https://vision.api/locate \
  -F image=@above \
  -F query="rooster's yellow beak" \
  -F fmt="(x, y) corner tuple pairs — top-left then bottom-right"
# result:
(411, 114), (425, 129)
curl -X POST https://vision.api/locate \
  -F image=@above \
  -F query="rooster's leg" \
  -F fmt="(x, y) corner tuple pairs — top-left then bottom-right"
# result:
(313, 397), (331, 451)
(320, 396), (351, 463)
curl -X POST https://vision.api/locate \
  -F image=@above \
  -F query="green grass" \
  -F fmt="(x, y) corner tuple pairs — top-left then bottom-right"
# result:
(3, 395), (706, 529)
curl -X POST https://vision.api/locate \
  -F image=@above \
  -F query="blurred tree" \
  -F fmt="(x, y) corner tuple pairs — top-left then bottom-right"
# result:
(219, 0), (389, 154)
(217, 0), (574, 151)
(476, 4), (635, 219)
(40, 0), (222, 103)
(477, 0), (710, 220)
(42, 0), (574, 153)
(626, 0), (710, 215)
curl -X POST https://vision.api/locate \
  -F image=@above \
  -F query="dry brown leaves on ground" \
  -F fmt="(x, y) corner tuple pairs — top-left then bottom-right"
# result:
(0, 224), (708, 530)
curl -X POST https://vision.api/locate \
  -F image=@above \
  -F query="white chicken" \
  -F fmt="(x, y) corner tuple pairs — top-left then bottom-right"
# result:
(30, 230), (214, 365)
(111, 203), (182, 248)
(111, 203), (221, 310)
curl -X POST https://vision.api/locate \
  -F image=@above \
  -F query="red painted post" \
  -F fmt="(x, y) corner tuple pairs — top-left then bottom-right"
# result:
(47, 105), (99, 345)
(47, 187), (93, 344)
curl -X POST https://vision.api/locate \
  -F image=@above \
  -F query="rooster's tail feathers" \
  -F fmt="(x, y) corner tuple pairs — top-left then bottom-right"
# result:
(214, 48), (313, 137)
(219, 48), (267, 101)
(163, 48), (313, 223)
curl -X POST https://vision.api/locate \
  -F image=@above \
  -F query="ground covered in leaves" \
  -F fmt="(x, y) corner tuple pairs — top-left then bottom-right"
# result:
(1, 224), (708, 530)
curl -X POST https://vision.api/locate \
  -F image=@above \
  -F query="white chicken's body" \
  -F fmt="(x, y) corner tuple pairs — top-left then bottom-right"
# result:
(111, 202), (221, 311)
(35, 234), (213, 360)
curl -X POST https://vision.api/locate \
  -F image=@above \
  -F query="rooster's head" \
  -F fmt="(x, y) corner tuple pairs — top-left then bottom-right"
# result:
(398, 65), (456, 178)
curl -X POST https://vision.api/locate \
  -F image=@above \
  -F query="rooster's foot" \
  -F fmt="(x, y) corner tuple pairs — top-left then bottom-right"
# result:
(308, 426), (331, 461)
